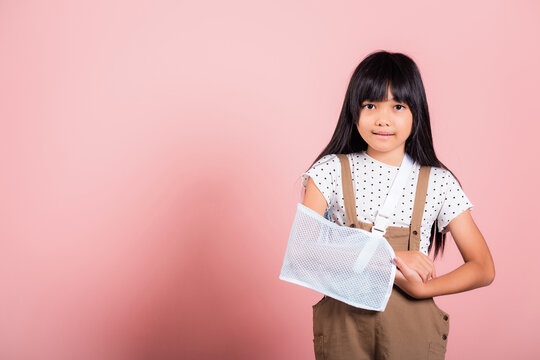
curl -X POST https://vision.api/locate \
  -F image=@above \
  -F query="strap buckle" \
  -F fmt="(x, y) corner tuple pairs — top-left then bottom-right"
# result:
(371, 225), (387, 236)
(372, 211), (391, 236)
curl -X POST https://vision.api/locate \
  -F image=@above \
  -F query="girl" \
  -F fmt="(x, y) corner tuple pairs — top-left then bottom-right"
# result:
(300, 51), (495, 360)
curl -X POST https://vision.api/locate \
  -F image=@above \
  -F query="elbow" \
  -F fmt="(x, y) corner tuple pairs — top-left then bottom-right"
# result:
(471, 250), (495, 287)
(470, 258), (495, 287)
(482, 262), (496, 287)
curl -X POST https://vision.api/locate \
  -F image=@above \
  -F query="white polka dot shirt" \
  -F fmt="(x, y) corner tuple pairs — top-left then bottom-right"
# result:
(301, 151), (474, 256)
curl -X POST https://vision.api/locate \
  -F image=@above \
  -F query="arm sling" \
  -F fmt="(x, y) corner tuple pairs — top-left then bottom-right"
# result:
(279, 153), (415, 311)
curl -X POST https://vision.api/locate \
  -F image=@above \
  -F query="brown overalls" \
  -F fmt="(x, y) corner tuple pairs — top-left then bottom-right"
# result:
(312, 154), (450, 360)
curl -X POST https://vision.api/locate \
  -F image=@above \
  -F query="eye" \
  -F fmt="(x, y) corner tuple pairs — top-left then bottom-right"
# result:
(395, 104), (407, 110)
(362, 104), (375, 110)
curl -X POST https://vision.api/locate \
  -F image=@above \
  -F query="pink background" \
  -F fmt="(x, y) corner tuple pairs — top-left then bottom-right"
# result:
(1, 0), (539, 359)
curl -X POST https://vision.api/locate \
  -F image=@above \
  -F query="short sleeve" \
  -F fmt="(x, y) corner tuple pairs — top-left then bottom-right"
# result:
(301, 154), (338, 207)
(437, 170), (474, 234)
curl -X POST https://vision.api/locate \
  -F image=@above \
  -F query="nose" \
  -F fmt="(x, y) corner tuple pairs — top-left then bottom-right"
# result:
(374, 106), (392, 126)
(375, 106), (392, 126)
(375, 116), (390, 126)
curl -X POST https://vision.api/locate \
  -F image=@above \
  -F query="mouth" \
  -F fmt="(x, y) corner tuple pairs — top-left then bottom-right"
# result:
(372, 131), (394, 136)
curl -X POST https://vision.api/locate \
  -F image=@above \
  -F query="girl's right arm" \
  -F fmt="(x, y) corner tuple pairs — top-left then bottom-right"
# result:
(302, 176), (435, 281)
(302, 176), (328, 217)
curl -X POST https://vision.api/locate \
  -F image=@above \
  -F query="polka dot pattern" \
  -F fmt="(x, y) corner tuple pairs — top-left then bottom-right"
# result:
(301, 151), (474, 255)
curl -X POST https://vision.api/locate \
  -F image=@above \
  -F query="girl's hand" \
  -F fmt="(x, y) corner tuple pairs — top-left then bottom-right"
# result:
(393, 250), (436, 283)
(393, 256), (430, 299)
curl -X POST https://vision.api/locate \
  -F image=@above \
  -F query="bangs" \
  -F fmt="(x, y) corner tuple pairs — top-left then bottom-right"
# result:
(357, 74), (410, 105)
(349, 57), (415, 116)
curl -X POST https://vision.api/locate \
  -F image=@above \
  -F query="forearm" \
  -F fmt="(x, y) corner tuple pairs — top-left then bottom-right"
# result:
(422, 260), (494, 298)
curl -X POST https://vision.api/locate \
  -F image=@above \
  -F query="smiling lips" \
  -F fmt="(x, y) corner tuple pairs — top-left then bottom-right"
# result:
(373, 131), (394, 136)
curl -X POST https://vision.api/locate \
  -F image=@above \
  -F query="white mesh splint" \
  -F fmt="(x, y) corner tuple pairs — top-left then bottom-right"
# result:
(279, 203), (397, 311)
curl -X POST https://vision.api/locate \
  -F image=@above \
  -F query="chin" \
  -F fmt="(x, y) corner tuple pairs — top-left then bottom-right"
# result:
(367, 144), (393, 151)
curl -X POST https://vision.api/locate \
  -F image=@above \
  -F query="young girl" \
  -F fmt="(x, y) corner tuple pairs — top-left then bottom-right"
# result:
(300, 51), (495, 360)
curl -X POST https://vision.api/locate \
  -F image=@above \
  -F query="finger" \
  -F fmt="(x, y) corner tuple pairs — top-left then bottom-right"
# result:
(419, 256), (434, 272)
(411, 251), (432, 282)
(408, 266), (427, 283)
(414, 262), (429, 283)
(393, 257), (418, 281)
(418, 252), (434, 272)
(416, 269), (427, 283)
(394, 255), (425, 282)
(395, 269), (405, 282)
(421, 259), (436, 281)
(419, 258), (435, 282)
(422, 265), (432, 283)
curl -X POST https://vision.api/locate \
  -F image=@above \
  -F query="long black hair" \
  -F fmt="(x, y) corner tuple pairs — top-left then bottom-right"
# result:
(304, 50), (464, 259)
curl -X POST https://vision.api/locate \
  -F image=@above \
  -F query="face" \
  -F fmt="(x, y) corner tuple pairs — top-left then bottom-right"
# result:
(356, 86), (413, 156)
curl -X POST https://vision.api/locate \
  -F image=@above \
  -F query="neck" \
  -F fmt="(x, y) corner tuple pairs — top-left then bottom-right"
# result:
(366, 147), (406, 167)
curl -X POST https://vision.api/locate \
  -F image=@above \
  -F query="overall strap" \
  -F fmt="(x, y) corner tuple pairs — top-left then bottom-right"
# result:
(337, 154), (358, 228)
(337, 153), (432, 251)
(408, 166), (431, 251)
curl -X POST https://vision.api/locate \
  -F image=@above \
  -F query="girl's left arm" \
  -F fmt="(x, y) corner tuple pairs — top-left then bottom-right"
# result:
(394, 209), (495, 299)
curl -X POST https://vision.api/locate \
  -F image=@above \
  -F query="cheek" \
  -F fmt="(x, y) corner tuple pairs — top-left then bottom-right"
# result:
(356, 122), (368, 136)
(399, 115), (413, 134)
(357, 116), (369, 133)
